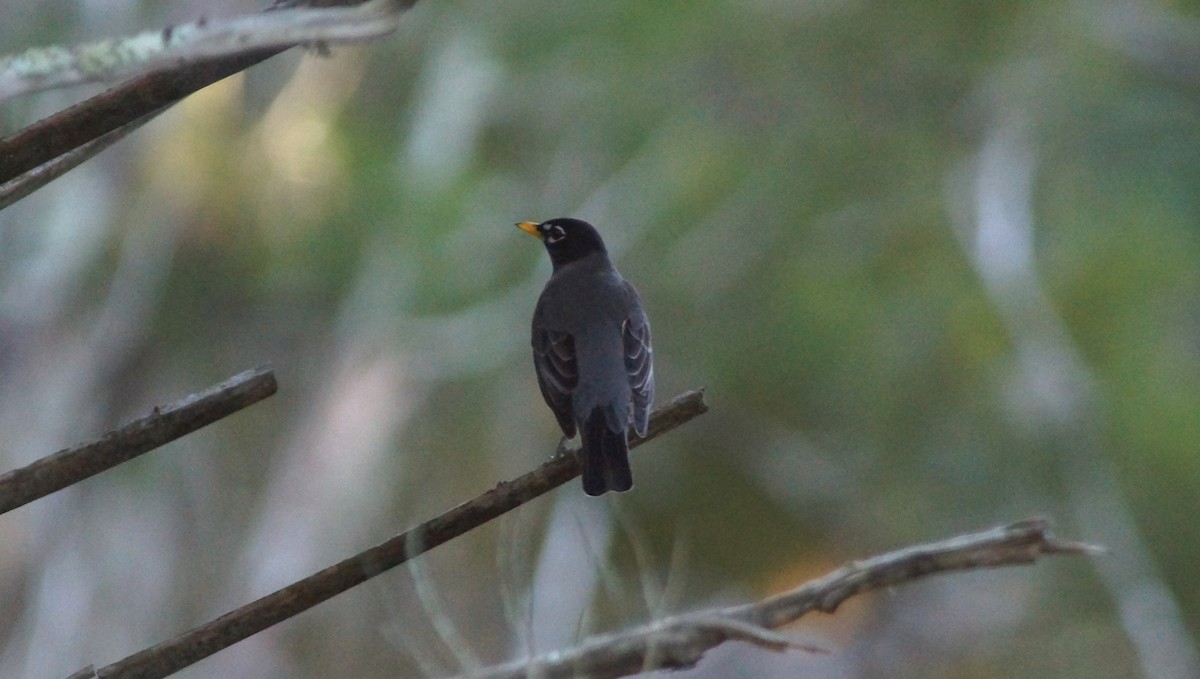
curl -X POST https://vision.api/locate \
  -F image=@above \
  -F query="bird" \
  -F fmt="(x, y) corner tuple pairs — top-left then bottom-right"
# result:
(517, 218), (655, 496)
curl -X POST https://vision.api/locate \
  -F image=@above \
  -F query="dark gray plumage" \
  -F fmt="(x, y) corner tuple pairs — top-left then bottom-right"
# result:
(518, 218), (654, 496)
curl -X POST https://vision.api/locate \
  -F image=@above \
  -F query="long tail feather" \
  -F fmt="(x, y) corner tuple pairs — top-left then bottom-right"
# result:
(580, 410), (633, 496)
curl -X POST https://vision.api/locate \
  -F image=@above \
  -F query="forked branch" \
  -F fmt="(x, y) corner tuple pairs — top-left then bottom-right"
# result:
(0, 0), (421, 207)
(452, 519), (1099, 679)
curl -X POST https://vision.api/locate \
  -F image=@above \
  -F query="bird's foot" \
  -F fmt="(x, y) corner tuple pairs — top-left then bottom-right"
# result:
(552, 437), (572, 460)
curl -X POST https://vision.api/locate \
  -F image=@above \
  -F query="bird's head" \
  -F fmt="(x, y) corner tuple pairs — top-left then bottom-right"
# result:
(517, 218), (608, 269)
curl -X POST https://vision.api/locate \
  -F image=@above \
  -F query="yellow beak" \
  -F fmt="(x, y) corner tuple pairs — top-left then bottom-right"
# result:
(516, 221), (542, 239)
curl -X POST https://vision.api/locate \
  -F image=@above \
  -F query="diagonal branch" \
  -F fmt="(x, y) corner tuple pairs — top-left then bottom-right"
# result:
(0, 49), (275, 201)
(0, 108), (162, 210)
(0, 366), (277, 516)
(83, 388), (709, 679)
(0, 0), (411, 101)
(0, 0), (420, 196)
(453, 519), (1100, 679)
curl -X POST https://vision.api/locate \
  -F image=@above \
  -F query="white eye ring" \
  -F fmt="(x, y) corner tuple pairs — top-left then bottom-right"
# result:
(545, 226), (565, 243)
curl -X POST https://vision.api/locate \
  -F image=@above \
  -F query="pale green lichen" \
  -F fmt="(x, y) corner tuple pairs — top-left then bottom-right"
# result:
(1, 3), (400, 99)
(4, 45), (76, 82)
(1, 24), (195, 87)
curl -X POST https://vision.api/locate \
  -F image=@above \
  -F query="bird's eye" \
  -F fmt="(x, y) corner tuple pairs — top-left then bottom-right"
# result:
(545, 225), (566, 244)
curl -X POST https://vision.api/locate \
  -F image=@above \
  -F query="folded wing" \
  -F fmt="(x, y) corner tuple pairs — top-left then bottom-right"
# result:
(533, 326), (578, 437)
(622, 304), (654, 436)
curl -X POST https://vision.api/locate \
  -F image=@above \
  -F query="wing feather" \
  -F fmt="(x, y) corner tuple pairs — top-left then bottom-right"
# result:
(533, 325), (578, 437)
(622, 303), (655, 436)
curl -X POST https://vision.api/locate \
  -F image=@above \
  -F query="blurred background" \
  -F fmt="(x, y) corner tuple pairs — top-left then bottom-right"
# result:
(2, 0), (1199, 677)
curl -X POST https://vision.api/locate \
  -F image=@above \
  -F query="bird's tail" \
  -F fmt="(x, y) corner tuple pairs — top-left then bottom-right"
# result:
(580, 409), (633, 496)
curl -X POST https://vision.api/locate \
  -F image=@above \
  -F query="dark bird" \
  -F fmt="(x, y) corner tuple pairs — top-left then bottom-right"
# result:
(517, 218), (655, 496)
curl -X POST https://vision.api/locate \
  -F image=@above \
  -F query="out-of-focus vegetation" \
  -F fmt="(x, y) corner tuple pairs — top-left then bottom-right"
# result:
(1, 1), (1198, 677)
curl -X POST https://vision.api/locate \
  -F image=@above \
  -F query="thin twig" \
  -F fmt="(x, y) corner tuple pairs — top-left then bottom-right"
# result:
(0, 366), (277, 516)
(0, 49), (276, 195)
(453, 518), (1101, 679)
(0, 108), (162, 209)
(87, 389), (709, 679)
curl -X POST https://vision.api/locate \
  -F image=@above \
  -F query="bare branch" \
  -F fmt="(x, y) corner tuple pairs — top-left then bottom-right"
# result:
(0, 109), (159, 209)
(88, 389), (709, 679)
(0, 366), (277, 516)
(0, 49), (274, 193)
(0, 0), (421, 195)
(454, 519), (1100, 679)
(0, 0), (413, 101)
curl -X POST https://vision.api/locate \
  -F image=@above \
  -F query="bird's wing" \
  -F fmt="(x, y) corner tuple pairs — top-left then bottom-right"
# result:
(532, 325), (578, 437)
(622, 294), (655, 437)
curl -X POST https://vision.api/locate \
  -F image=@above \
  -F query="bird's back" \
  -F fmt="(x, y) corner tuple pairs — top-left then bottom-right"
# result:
(534, 253), (639, 423)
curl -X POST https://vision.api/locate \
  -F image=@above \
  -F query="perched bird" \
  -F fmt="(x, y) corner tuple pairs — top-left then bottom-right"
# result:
(517, 218), (655, 496)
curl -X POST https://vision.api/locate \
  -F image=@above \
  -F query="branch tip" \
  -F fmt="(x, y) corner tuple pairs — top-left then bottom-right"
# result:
(0, 366), (277, 515)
